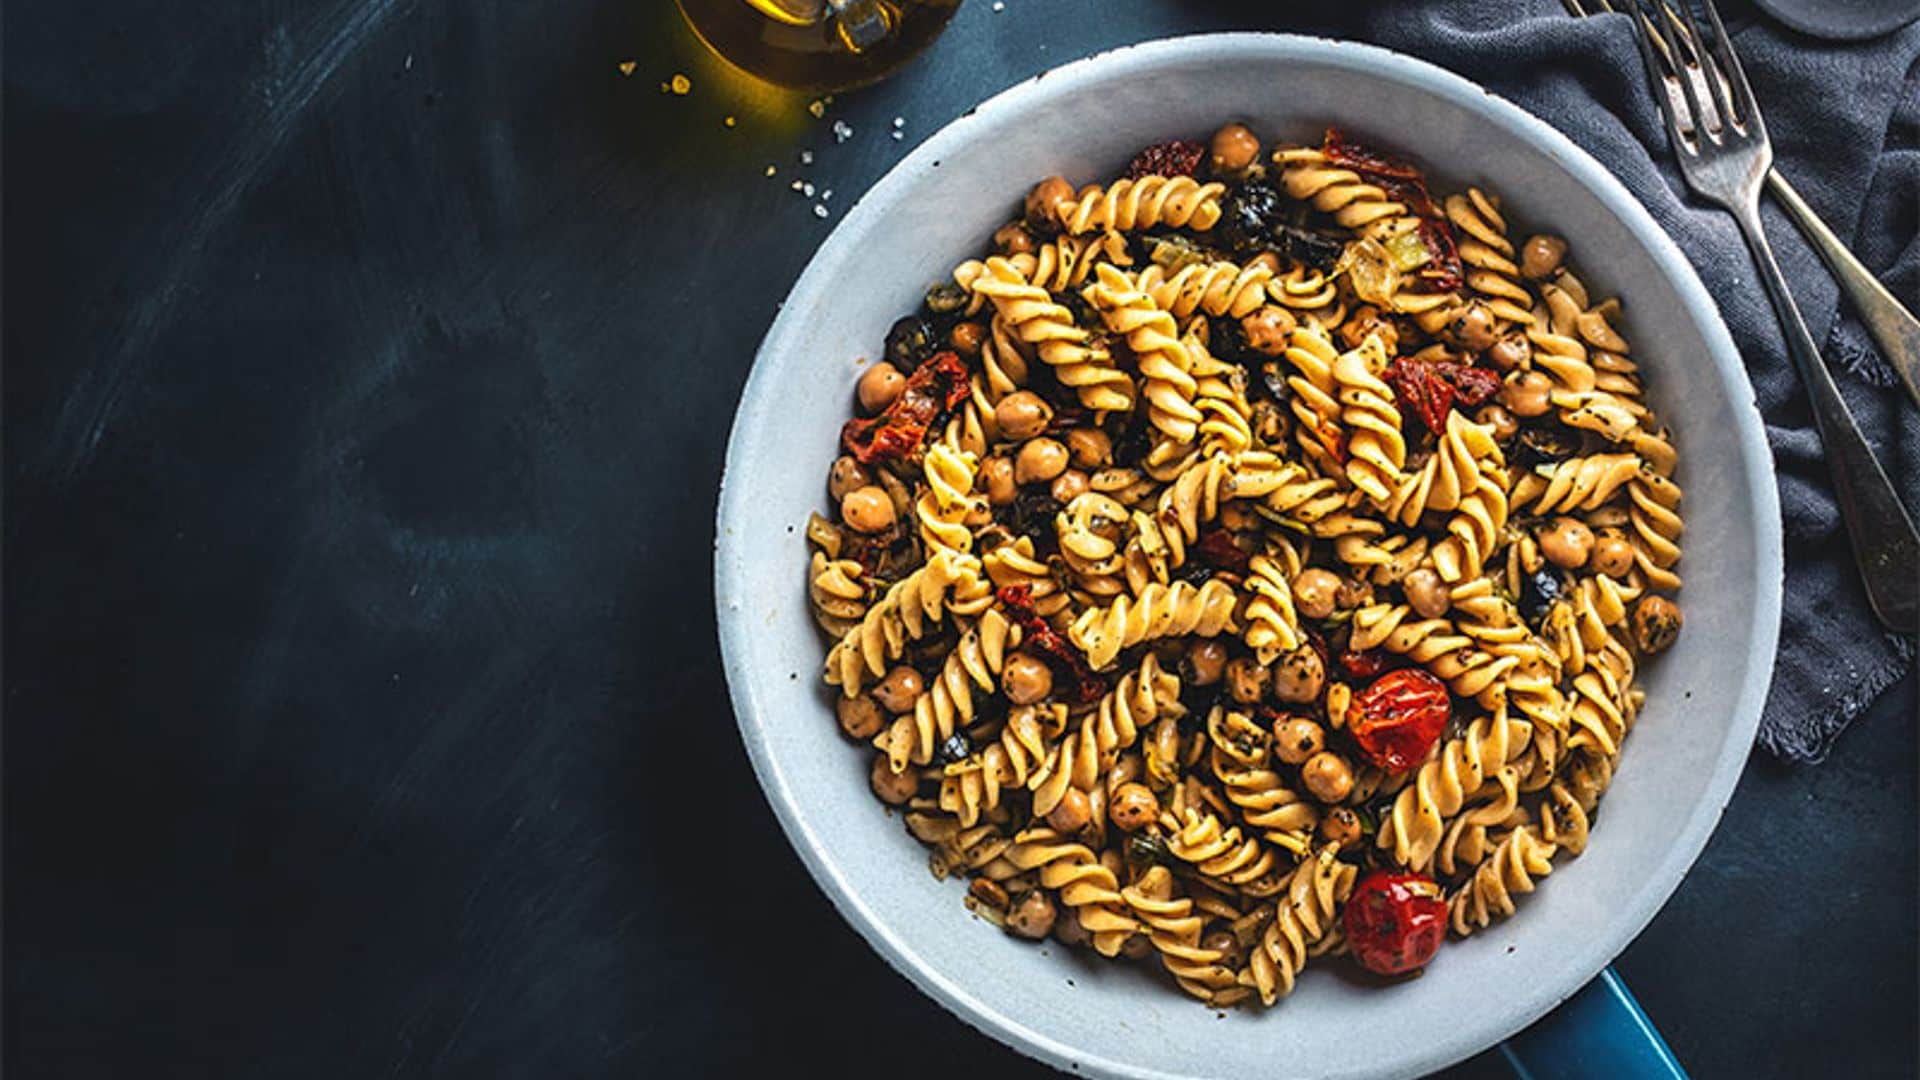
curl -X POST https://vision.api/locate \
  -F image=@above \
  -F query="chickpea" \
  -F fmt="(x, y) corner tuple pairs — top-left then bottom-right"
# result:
(993, 221), (1037, 257)
(1001, 651), (1055, 705)
(1487, 332), (1532, 372)
(1632, 595), (1683, 655)
(1050, 469), (1089, 504)
(1335, 575), (1373, 610)
(1151, 638), (1188, 668)
(1273, 717), (1325, 766)
(1339, 304), (1399, 355)
(1475, 403), (1519, 441)
(1301, 751), (1355, 803)
(1451, 302), (1498, 353)
(1007, 890), (1058, 940)
(1201, 929), (1243, 965)
(1292, 567), (1342, 621)
(1271, 645), (1325, 704)
(1226, 656), (1272, 705)
(1025, 175), (1076, 230)
(856, 361), (905, 415)
(836, 694), (885, 740)
(1046, 787), (1092, 834)
(1064, 427), (1112, 469)
(1592, 530), (1636, 579)
(1014, 438), (1070, 485)
(1120, 933), (1155, 960)
(981, 456), (1017, 506)
(949, 321), (985, 357)
(1183, 639), (1228, 687)
(841, 485), (897, 534)
(994, 390), (1053, 442)
(872, 665), (925, 713)
(1053, 909), (1092, 947)
(1240, 306), (1296, 356)
(1521, 234), (1568, 280)
(1109, 783), (1160, 831)
(969, 877), (1010, 911)
(1319, 806), (1363, 850)
(1403, 567), (1451, 619)
(1501, 370), (1554, 418)
(828, 455), (872, 502)
(1539, 516), (1595, 570)
(1208, 122), (1262, 175)
(870, 753), (918, 805)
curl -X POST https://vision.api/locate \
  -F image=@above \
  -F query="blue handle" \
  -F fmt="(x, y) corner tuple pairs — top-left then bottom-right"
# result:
(1499, 968), (1688, 1080)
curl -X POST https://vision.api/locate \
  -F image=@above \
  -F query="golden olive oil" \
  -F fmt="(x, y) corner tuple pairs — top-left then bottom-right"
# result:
(677, 0), (961, 93)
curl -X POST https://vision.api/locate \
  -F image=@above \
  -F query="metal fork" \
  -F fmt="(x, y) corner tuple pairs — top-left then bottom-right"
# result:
(1567, 0), (1920, 410)
(1623, 0), (1917, 632)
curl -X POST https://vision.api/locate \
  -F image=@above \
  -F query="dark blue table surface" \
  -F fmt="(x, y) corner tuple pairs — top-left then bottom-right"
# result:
(5, 2), (1914, 1077)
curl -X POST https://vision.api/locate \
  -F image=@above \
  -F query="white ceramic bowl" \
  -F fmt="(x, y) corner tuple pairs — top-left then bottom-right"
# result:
(716, 34), (1781, 1080)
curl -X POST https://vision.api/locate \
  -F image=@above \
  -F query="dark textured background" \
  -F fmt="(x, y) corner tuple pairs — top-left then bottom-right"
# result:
(5, 1), (1915, 1076)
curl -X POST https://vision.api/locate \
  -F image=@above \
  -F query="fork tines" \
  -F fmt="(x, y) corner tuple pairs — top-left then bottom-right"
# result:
(1627, 0), (1764, 154)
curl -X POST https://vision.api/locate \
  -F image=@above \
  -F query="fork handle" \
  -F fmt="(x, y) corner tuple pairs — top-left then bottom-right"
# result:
(1765, 170), (1920, 411)
(1734, 202), (1920, 633)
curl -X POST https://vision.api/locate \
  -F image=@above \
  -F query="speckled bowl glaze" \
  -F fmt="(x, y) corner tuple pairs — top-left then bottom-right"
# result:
(715, 34), (1781, 1080)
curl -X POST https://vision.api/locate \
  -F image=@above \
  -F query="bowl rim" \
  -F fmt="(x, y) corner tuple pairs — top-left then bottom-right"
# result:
(716, 31), (1782, 1080)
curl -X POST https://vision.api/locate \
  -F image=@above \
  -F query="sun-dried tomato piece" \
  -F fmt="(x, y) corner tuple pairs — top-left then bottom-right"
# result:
(1414, 218), (1464, 293)
(995, 585), (1109, 704)
(1321, 128), (1421, 180)
(1338, 648), (1389, 679)
(1386, 358), (1503, 435)
(1192, 529), (1252, 575)
(1125, 139), (1207, 179)
(1447, 363), (1502, 406)
(840, 351), (970, 465)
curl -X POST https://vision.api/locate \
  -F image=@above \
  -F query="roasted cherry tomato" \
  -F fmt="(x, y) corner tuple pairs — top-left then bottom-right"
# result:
(1349, 668), (1449, 773)
(1343, 869), (1447, 976)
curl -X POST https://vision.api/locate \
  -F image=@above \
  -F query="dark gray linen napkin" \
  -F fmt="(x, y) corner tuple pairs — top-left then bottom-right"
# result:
(1330, 2), (1918, 760)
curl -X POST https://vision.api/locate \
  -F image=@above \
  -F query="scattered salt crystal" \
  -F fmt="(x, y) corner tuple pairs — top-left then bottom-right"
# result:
(803, 182), (816, 197)
(822, 189), (833, 200)
(892, 116), (905, 128)
(890, 130), (903, 141)
(669, 73), (691, 95)
(991, 2), (1004, 10)
(832, 120), (853, 143)
(800, 150), (815, 165)
(813, 204), (830, 219)
(790, 179), (804, 191)
(808, 99), (827, 118)
(766, 165), (777, 177)
(617, 60), (636, 76)
(724, 115), (736, 127)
